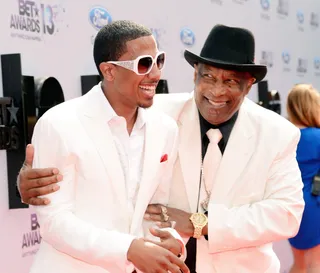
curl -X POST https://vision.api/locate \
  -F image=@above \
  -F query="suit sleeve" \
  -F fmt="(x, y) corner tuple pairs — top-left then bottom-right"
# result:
(207, 128), (305, 253)
(161, 126), (187, 259)
(31, 115), (136, 272)
(144, 121), (186, 259)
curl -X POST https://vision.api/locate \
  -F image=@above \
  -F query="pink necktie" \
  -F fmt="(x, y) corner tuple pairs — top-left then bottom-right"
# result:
(200, 128), (222, 211)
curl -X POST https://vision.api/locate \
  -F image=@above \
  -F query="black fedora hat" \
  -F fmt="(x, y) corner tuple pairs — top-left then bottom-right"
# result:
(184, 24), (267, 83)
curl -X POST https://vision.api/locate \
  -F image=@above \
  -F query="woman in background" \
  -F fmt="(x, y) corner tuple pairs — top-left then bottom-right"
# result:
(287, 84), (320, 273)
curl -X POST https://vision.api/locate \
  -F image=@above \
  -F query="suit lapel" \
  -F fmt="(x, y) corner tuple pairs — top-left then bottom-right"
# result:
(77, 87), (128, 218)
(211, 100), (256, 203)
(130, 111), (165, 235)
(178, 97), (202, 212)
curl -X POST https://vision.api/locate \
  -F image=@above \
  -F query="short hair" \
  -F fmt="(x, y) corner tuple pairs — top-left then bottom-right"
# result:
(287, 84), (320, 128)
(93, 20), (152, 78)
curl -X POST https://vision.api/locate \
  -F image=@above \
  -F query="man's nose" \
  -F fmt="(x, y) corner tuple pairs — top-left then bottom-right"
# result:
(209, 82), (227, 96)
(147, 63), (161, 80)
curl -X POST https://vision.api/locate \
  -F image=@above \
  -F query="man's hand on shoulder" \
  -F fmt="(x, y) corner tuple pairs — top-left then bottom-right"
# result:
(18, 144), (63, 206)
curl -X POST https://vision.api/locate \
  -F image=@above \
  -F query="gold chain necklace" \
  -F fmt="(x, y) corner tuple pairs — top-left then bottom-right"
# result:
(200, 161), (211, 211)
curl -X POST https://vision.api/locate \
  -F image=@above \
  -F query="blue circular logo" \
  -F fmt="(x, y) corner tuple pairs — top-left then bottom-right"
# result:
(314, 57), (320, 69)
(180, 27), (195, 47)
(297, 11), (304, 24)
(260, 0), (270, 10)
(151, 28), (160, 48)
(282, 51), (290, 64)
(89, 7), (112, 30)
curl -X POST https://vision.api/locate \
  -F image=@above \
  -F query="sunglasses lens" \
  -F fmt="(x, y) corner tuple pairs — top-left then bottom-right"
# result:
(138, 57), (153, 74)
(157, 53), (165, 70)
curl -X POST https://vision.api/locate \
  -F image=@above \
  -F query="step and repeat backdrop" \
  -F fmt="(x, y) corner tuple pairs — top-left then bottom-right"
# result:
(0, 0), (320, 272)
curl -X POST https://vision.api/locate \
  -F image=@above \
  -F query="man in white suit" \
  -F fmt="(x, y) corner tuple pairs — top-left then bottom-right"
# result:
(144, 25), (305, 273)
(19, 25), (304, 272)
(24, 20), (189, 273)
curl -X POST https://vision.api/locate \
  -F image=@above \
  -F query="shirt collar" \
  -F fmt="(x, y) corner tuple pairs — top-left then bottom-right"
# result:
(133, 107), (147, 130)
(99, 84), (147, 129)
(199, 111), (238, 141)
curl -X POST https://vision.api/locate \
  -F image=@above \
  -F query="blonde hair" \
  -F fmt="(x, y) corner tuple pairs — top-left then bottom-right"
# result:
(287, 84), (320, 128)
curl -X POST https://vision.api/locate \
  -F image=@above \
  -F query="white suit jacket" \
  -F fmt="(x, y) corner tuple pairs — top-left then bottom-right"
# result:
(153, 92), (305, 273)
(29, 85), (182, 273)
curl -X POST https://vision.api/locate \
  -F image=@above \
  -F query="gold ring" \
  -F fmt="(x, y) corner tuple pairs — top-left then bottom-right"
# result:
(160, 205), (169, 222)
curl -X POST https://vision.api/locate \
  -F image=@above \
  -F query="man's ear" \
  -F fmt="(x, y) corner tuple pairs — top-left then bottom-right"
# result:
(248, 77), (256, 89)
(99, 63), (115, 81)
(245, 77), (256, 94)
(193, 64), (198, 83)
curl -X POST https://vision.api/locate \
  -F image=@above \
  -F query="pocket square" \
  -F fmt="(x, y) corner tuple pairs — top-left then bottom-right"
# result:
(160, 154), (168, 163)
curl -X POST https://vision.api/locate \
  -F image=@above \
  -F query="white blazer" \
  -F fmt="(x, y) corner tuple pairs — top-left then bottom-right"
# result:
(29, 85), (182, 273)
(153, 92), (305, 273)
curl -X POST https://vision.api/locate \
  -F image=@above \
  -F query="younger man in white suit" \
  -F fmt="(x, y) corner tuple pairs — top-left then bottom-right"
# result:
(28, 20), (188, 273)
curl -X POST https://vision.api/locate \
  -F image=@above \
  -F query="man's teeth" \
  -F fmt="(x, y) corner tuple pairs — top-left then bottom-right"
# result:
(139, 85), (156, 91)
(208, 100), (227, 107)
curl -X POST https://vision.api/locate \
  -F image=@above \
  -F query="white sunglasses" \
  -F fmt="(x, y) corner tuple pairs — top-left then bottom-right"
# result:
(107, 51), (166, 75)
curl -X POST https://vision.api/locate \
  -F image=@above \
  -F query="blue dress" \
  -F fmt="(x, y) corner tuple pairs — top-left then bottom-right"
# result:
(289, 127), (320, 250)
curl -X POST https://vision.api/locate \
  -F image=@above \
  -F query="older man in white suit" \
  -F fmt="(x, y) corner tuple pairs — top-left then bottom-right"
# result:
(146, 25), (305, 273)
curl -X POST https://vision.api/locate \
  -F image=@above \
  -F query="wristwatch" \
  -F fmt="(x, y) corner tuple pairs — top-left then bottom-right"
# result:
(189, 213), (208, 239)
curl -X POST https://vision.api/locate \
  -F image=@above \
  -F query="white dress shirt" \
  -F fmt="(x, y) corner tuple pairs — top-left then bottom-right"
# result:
(103, 96), (146, 225)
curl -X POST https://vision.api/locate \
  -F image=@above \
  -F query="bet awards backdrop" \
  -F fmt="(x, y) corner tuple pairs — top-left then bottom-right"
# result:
(0, 0), (319, 272)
